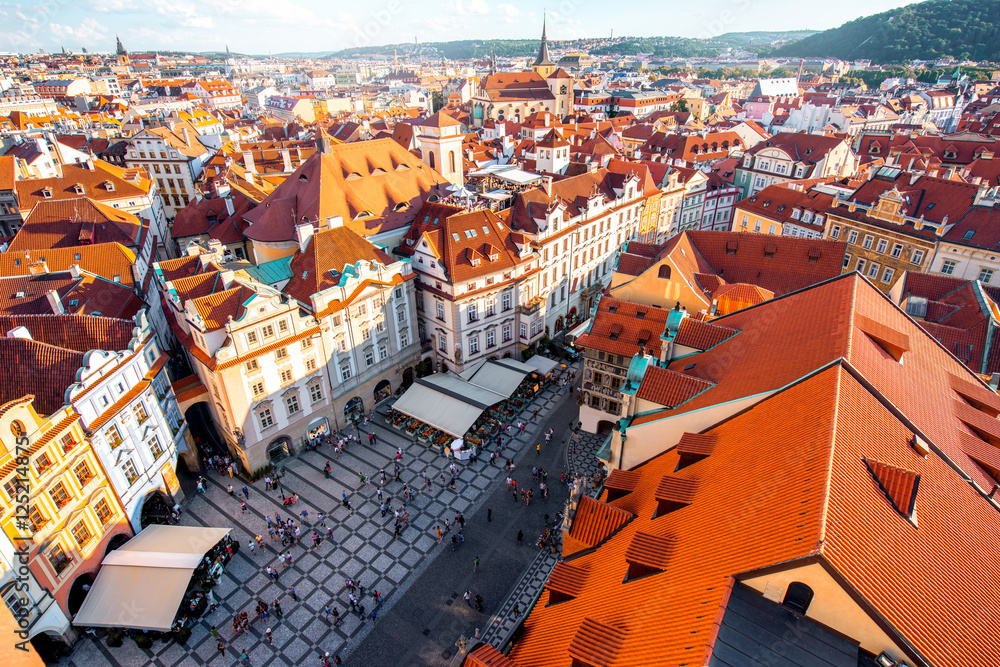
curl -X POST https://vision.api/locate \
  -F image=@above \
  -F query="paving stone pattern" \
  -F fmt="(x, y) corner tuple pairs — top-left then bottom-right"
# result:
(61, 360), (589, 667)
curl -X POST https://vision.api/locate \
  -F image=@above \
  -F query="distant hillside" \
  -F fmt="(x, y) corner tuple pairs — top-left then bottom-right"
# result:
(324, 31), (817, 61)
(775, 0), (1000, 63)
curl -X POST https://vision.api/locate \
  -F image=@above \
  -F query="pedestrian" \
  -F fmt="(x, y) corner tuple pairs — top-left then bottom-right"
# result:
(317, 512), (325, 527)
(217, 640), (226, 657)
(463, 590), (472, 607)
(242, 485), (249, 499)
(278, 552), (286, 568)
(288, 585), (297, 601)
(210, 625), (219, 638)
(537, 443), (541, 455)
(451, 535), (459, 551)
(332, 606), (342, 626)
(512, 602), (521, 616)
(474, 556), (480, 572)
(227, 484), (234, 496)
(248, 539), (255, 555)
(458, 514), (465, 529)
(272, 598), (283, 618)
(487, 507), (492, 522)
(475, 594), (484, 612)
(517, 529), (524, 544)
(436, 525), (443, 544)
(241, 650), (251, 666)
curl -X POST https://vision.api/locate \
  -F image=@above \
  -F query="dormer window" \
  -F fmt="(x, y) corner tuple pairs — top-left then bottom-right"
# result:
(72, 184), (85, 195)
(41, 188), (53, 199)
(104, 180), (115, 192)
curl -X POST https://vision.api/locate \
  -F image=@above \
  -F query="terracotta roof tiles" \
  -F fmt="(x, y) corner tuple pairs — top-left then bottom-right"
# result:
(635, 365), (713, 408)
(673, 318), (738, 350)
(564, 495), (634, 557)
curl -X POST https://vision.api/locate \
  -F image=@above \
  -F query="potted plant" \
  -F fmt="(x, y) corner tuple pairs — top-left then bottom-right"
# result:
(106, 629), (123, 648)
(135, 633), (153, 649)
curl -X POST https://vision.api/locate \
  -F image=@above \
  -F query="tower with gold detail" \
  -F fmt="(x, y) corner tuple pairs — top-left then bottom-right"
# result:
(532, 16), (556, 78)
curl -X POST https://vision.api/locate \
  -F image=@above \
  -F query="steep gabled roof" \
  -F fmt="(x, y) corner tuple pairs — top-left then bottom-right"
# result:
(511, 358), (1000, 667)
(10, 198), (142, 251)
(242, 138), (447, 242)
(283, 226), (395, 304)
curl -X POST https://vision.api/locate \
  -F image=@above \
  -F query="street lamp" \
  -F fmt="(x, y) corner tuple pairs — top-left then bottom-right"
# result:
(275, 465), (286, 500)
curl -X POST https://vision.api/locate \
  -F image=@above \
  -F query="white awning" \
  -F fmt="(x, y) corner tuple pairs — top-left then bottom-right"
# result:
(566, 318), (592, 340)
(393, 382), (490, 437)
(464, 359), (531, 396)
(391, 366), (530, 438)
(525, 355), (560, 375)
(73, 526), (231, 631)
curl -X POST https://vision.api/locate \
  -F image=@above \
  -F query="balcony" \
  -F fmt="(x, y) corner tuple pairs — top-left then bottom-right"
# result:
(583, 381), (623, 399)
(517, 296), (545, 316)
(581, 282), (603, 298)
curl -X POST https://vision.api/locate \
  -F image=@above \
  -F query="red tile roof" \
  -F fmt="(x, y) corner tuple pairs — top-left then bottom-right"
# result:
(635, 365), (713, 408)
(283, 226), (395, 304)
(9, 198), (142, 250)
(574, 296), (670, 359)
(0, 242), (137, 287)
(672, 318), (738, 350)
(242, 139), (447, 242)
(564, 495), (634, 558)
(0, 314), (135, 353)
(509, 358), (1000, 667)
(0, 337), (84, 414)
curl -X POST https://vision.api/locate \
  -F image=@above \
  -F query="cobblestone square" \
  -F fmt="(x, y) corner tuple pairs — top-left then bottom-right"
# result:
(61, 361), (585, 667)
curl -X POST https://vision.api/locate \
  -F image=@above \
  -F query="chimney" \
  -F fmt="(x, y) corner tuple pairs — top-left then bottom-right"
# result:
(295, 221), (315, 252)
(46, 289), (64, 314)
(990, 484), (1000, 500)
(84, 158), (95, 171)
(280, 148), (292, 172)
(219, 270), (235, 289)
(27, 260), (48, 275)
(990, 372), (999, 391)
(326, 216), (344, 229)
(5, 326), (32, 340)
(182, 127), (190, 145)
(242, 150), (256, 174)
(225, 196), (235, 217)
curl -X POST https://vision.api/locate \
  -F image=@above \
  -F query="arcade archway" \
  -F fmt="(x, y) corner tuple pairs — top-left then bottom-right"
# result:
(344, 397), (364, 421)
(373, 380), (391, 404)
(139, 490), (173, 528)
(67, 572), (94, 615)
(268, 436), (292, 463)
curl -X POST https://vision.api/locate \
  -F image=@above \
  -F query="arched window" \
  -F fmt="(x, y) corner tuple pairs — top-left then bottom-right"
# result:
(428, 152), (436, 169)
(782, 582), (814, 615)
(448, 151), (456, 173)
(658, 265), (671, 279)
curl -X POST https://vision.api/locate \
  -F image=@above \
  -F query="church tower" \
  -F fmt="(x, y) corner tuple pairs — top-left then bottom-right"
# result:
(416, 110), (465, 185)
(115, 35), (129, 67)
(532, 16), (556, 79)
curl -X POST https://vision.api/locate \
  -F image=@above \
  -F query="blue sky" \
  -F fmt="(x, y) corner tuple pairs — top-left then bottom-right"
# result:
(0, 0), (917, 54)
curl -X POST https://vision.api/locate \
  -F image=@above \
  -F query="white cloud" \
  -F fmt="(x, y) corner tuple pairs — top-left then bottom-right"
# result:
(496, 3), (519, 16)
(49, 17), (108, 46)
(445, 0), (490, 16)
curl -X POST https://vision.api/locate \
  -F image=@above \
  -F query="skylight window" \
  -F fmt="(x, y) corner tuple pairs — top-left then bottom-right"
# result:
(964, 230), (975, 239)
(452, 233), (460, 241)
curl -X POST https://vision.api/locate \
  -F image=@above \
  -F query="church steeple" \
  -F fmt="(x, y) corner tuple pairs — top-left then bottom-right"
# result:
(533, 14), (555, 69)
(532, 14), (556, 78)
(116, 34), (126, 56)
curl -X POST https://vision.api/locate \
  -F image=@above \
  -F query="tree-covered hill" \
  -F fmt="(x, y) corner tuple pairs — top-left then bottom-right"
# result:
(775, 0), (1000, 63)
